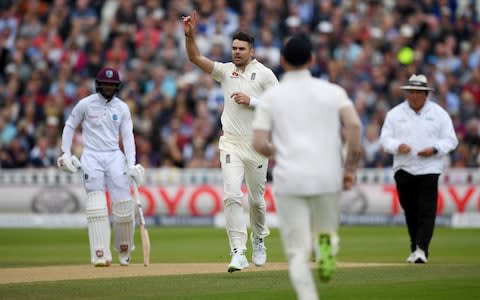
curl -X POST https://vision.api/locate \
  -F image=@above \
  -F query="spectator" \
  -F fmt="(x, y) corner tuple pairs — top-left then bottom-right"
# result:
(0, 0), (478, 171)
(29, 136), (57, 167)
(462, 118), (480, 166)
(0, 112), (16, 146)
(70, 0), (98, 33)
(362, 122), (382, 168)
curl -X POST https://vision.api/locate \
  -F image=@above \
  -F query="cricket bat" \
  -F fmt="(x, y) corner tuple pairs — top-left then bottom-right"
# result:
(132, 180), (151, 267)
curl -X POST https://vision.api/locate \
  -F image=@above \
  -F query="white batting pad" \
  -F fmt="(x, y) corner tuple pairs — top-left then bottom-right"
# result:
(86, 191), (112, 263)
(112, 199), (135, 253)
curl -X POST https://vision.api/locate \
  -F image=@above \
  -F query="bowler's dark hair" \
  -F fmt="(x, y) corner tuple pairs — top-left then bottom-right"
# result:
(232, 31), (255, 48)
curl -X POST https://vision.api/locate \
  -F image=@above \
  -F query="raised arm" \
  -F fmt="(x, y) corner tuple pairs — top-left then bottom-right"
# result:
(183, 11), (214, 74)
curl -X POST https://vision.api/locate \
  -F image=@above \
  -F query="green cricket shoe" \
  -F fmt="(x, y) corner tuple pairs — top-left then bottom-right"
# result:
(318, 233), (336, 282)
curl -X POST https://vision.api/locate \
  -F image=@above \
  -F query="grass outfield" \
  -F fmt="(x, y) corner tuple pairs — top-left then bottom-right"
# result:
(0, 226), (479, 299)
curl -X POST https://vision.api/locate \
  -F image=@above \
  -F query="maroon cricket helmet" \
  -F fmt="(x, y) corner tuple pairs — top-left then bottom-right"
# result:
(95, 67), (121, 84)
(95, 67), (121, 99)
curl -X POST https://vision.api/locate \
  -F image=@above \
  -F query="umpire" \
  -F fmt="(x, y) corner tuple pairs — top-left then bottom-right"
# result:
(380, 74), (458, 264)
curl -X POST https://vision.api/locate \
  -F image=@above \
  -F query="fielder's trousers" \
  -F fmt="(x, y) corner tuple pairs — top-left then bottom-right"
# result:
(394, 169), (440, 257)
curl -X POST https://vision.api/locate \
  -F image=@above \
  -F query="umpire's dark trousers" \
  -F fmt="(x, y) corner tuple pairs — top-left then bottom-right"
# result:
(394, 169), (440, 257)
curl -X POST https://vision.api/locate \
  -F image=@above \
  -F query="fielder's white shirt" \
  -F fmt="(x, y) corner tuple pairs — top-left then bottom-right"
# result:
(211, 59), (278, 137)
(253, 70), (353, 195)
(380, 100), (458, 175)
(61, 93), (136, 167)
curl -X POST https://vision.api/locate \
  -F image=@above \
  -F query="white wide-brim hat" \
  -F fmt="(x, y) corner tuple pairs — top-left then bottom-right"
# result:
(400, 74), (434, 91)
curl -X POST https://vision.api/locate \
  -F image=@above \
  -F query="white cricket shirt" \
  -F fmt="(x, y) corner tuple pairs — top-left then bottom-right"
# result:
(253, 70), (353, 195)
(211, 59), (278, 137)
(61, 93), (136, 167)
(380, 100), (458, 175)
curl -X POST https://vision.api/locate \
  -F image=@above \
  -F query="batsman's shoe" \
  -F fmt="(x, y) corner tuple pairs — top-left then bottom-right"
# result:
(228, 250), (249, 273)
(93, 257), (111, 267)
(413, 248), (428, 264)
(251, 232), (267, 266)
(119, 252), (130, 266)
(318, 233), (336, 282)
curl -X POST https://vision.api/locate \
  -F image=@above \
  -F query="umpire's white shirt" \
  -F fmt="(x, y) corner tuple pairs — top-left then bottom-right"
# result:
(253, 70), (353, 195)
(380, 100), (458, 175)
(211, 59), (278, 137)
(61, 93), (136, 167)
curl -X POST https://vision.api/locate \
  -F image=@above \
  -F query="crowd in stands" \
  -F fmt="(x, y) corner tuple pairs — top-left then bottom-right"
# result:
(1, 0), (480, 172)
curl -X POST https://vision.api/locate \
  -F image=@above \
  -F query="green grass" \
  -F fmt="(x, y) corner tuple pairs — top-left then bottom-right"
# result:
(0, 227), (287, 267)
(1, 226), (479, 299)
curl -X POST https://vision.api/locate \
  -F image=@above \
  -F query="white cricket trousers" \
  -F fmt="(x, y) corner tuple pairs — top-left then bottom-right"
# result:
(81, 149), (135, 263)
(275, 193), (340, 300)
(81, 149), (130, 201)
(219, 135), (270, 252)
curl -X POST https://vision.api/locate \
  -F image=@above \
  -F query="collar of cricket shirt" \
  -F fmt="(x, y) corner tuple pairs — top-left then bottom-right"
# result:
(283, 69), (311, 80)
(236, 59), (257, 73)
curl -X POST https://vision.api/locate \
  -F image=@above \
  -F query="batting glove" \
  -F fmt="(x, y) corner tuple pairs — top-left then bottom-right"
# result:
(57, 153), (81, 173)
(127, 164), (145, 183)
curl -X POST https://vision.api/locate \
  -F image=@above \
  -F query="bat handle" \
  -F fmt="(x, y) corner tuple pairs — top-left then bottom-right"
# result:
(132, 180), (146, 226)
(137, 205), (146, 226)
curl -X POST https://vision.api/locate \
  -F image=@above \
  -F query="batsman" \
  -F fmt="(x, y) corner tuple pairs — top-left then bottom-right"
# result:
(57, 67), (145, 267)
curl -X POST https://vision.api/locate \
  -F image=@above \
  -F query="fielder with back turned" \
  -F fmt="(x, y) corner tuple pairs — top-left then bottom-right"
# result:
(183, 11), (279, 272)
(57, 67), (145, 267)
(253, 34), (362, 300)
